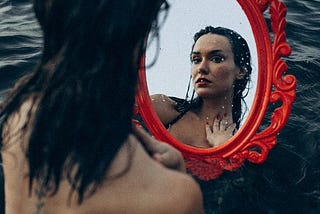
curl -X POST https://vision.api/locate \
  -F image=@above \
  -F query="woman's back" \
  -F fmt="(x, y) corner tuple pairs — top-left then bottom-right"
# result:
(2, 99), (203, 214)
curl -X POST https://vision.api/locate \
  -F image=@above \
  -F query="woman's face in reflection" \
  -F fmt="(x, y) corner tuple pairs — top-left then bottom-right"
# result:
(191, 33), (243, 99)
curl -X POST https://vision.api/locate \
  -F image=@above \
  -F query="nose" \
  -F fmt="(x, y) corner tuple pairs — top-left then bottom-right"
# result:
(197, 60), (209, 75)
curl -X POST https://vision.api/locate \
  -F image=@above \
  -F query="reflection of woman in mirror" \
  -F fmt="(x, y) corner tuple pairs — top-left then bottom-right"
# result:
(152, 26), (252, 148)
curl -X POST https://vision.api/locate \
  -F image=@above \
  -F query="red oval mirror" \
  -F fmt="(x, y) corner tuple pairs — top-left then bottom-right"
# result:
(135, 0), (296, 180)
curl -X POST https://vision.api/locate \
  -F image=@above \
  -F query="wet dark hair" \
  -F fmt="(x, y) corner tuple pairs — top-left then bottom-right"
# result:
(182, 26), (252, 129)
(0, 0), (169, 203)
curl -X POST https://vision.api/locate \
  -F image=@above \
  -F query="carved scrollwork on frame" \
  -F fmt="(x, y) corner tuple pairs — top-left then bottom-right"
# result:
(135, 0), (296, 180)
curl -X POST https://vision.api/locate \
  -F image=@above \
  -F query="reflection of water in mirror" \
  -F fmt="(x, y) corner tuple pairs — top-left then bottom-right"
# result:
(146, 0), (258, 126)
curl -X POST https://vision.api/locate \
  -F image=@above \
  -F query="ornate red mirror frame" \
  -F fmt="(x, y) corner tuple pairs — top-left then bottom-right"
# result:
(135, 0), (296, 180)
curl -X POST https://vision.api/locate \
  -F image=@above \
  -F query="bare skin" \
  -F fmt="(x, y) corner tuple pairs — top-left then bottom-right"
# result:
(2, 99), (204, 214)
(152, 34), (245, 148)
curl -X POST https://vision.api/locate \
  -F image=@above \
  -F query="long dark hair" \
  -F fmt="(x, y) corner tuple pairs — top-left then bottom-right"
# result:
(181, 26), (252, 129)
(0, 0), (169, 203)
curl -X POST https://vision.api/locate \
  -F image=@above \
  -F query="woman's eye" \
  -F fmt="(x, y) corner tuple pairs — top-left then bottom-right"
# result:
(191, 58), (201, 64)
(211, 56), (225, 63)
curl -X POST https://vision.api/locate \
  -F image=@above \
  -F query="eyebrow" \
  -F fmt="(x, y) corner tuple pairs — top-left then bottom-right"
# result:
(191, 49), (224, 55)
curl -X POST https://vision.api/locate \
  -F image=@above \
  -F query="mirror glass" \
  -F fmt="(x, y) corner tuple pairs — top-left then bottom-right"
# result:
(145, 0), (258, 145)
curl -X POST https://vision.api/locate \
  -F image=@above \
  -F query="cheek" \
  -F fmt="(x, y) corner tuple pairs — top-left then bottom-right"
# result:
(191, 67), (197, 80)
(212, 67), (234, 82)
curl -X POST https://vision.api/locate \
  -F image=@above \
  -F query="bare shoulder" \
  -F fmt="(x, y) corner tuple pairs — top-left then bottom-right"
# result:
(162, 170), (204, 214)
(127, 140), (204, 214)
(84, 138), (204, 214)
(123, 138), (204, 214)
(150, 94), (180, 125)
(3, 97), (36, 140)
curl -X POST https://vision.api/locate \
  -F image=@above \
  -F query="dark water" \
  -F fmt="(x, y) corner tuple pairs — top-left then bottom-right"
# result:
(0, 0), (42, 98)
(0, 0), (319, 213)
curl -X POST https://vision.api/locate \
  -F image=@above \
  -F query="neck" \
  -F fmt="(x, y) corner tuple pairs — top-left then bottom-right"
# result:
(196, 95), (233, 121)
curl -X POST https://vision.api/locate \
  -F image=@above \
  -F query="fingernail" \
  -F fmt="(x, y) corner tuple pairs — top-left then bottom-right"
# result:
(216, 114), (220, 120)
(132, 119), (143, 128)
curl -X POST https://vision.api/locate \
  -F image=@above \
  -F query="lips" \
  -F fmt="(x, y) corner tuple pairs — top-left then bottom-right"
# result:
(196, 77), (211, 84)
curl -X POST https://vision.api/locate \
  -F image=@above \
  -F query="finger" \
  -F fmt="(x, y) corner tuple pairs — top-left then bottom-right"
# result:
(226, 123), (237, 135)
(132, 119), (142, 127)
(156, 149), (186, 172)
(222, 113), (233, 130)
(213, 114), (221, 132)
(220, 117), (229, 131)
(205, 123), (215, 146)
(205, 122), (212, 135)
(152, 153), (162, 162)
(132, 125), (164, 153)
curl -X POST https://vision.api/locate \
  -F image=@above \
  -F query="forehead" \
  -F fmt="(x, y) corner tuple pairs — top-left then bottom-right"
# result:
(193, 34), (232, 54)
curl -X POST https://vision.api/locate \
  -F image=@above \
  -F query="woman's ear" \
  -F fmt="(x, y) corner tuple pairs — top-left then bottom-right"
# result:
(236, 67), (246, 80)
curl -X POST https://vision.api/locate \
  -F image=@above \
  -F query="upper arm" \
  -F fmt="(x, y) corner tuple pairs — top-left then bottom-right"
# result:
(150, 94), (180, 126)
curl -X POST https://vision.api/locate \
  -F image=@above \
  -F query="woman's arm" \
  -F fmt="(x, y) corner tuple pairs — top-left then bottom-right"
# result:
(150, 94), (180, 126)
